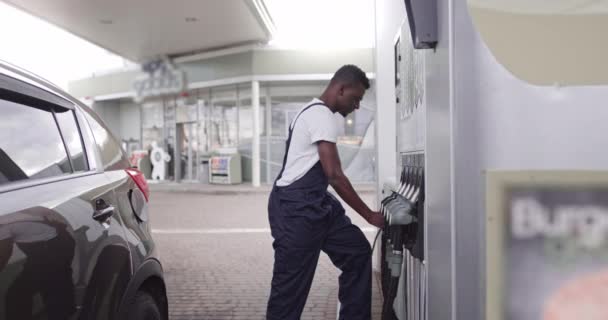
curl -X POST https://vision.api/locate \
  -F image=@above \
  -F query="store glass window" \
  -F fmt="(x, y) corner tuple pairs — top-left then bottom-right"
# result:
(236, 91), (266, 182)
(337, 87), (377, 182)
(237, 100), (265, 141)
(270, 101), (310, 138)
(176, 95), (198, 123)
(210, 87), (238, 150)
(141, 101), (164, 151)
(197, 89), (211, 154)
(267, 95), (316, 181)
(265, 83), (378, 183)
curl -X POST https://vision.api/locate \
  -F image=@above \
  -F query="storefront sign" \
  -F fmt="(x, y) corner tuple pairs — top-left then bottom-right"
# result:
(486, 171), (608, 320)
(133, 58), (186, 103)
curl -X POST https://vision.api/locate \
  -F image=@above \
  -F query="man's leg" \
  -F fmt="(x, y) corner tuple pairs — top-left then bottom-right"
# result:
(267, 242), (321, 320)
(267, 193), (326, 320)
(322, 205), (372, 320)
(6, 261), (36, 320)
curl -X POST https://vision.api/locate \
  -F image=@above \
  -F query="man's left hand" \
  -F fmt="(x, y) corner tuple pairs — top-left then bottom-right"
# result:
(365, 211), (384, 229)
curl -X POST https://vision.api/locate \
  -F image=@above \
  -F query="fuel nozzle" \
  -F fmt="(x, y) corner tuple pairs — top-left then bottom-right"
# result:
(386, 194), (416, 226)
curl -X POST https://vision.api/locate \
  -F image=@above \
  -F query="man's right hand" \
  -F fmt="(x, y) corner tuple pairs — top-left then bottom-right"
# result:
(365, 211), (385, 229)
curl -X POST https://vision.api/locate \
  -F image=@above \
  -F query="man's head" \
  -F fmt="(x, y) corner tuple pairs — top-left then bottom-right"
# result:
(321, 65), (370, 117)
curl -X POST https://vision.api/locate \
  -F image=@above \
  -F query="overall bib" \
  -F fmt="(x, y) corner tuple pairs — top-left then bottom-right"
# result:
(267, 103), (372, 320)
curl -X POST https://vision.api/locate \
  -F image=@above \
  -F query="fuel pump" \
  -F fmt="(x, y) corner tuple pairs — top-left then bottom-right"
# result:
(379, 154), (425, 320)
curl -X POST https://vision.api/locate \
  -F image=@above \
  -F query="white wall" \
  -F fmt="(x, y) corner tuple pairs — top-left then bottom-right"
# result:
(92, 99), (141, 146)
(453, 3), (608, 318)
(373, 0), (401, 201)
(91, 100), (121, 139)
(119, 100), (141, 142)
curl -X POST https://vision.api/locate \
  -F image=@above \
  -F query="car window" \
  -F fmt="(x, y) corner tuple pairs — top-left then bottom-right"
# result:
(83, 111), (127, 170)
(0, 99), (72, 186)
(55, 109), (88, 172)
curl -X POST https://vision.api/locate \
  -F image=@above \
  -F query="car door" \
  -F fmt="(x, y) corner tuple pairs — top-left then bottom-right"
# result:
(77, 104), (158, 274)
(0, 73), (131, 320)
(76, 103), (147, 320)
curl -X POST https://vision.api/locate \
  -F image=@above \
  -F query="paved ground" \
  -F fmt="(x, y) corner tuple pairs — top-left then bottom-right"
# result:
(148, 187), (383, 320)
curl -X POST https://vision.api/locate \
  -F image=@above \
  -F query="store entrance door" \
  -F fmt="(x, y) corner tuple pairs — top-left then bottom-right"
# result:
(176, 122), (199, 182)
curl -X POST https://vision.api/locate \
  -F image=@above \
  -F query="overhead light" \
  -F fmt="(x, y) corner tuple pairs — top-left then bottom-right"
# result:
(263, 0), (374, 48)
(99, 19), (113, 25)
(185, 17), (198, 23)
(347, 119), (354, 125)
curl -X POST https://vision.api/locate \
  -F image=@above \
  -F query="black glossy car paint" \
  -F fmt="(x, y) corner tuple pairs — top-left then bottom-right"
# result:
(0, 61), (167, 320)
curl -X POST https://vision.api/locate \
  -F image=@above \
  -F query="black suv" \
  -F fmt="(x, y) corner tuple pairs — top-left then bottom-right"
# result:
(0, 61), (168, 320)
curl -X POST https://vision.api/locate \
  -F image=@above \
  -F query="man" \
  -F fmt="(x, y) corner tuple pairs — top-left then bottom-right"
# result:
(267, 64), (384, 320)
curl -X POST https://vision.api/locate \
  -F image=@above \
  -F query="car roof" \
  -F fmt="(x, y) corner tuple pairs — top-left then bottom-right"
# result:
(0, 59), (95, 114)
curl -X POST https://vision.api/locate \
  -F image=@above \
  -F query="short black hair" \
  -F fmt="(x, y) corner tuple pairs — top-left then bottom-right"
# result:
(331, 64), (370, 90)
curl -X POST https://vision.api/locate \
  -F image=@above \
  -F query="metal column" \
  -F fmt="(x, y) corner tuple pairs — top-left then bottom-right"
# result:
(265, 86), (272, 184)
(251, 80), (261, 187)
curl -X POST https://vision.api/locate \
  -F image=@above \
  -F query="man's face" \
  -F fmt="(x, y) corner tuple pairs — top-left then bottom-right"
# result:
(336, 83), (366, 117)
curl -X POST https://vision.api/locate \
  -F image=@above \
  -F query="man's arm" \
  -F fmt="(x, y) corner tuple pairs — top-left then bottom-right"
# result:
(318, 141), (384, 228)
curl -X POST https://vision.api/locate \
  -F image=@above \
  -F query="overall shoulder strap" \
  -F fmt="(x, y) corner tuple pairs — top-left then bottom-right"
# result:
(275, 102), (326, 182)
(289, 102), (326, 130)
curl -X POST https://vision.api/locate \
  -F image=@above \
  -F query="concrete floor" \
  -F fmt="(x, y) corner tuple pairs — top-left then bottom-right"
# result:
(148, 189), (383, 320)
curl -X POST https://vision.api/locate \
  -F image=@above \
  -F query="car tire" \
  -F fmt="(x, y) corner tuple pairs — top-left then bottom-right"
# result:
(127, 290), (162, 320)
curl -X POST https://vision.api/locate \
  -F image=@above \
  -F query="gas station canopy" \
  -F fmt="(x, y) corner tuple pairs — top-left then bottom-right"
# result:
(3, 0), (275, 62)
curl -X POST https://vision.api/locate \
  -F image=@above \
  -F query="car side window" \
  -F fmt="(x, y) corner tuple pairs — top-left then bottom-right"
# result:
(83, 111), (127, 170)
(55, 109), (88, 172)
(0, 99), (72, 186)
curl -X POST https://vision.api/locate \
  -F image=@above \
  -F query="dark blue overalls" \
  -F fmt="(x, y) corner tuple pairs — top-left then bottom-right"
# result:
(267, 103), (372, 320)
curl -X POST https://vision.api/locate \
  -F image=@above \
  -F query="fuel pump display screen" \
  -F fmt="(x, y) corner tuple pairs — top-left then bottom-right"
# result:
(486, 171), (608, 320)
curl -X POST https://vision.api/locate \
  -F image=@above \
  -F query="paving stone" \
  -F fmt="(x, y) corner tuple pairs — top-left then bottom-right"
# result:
(150, 191), (383, 320)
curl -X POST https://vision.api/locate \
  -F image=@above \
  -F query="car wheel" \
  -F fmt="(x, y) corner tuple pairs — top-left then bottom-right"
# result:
(127, 290), (162, 320)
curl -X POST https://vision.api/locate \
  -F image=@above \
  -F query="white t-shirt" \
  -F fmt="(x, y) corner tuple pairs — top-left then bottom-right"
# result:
(276, 99), (339, 186)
